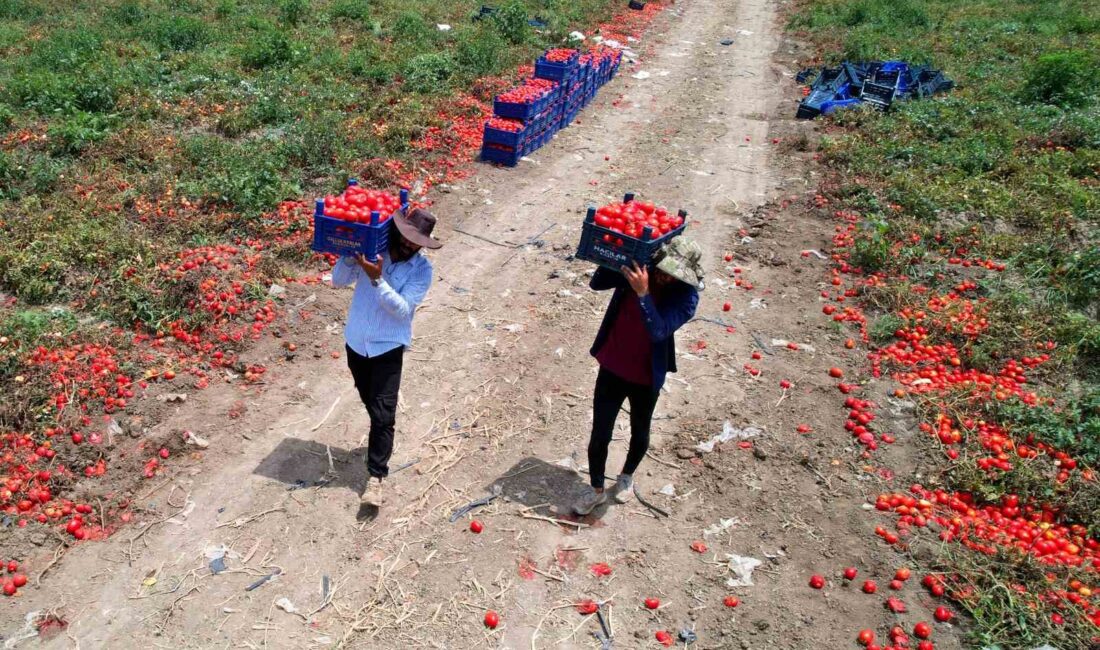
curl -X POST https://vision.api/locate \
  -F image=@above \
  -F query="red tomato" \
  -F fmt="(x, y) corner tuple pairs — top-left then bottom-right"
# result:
(913, 622), (931, 639)
(843, 567), (858, 580)
(828, 367), (844, 378)
(723, 595), (740, 607)
(644, 597), (660, 610)
(809, 574), (825, 589)
(894, 568), (911, 581)
(862, 580), (878, 594)
(576, 599), (598, 615)
(858, 629), (875, 646)
(470, 520), (483, 534)
(2, 582), (14, 596)
(655, 630), (673, 647)
(12, 575), (26, 588)
(484, 611), (499, 629)
(933, 606), (952, 622)
(690, 540), (707, 553)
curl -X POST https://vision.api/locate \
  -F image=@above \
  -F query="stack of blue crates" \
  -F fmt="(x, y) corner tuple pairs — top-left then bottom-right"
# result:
(481, 47), (623, 167)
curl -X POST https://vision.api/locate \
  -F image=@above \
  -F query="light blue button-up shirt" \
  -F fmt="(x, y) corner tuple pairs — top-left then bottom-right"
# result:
(332, 252), (433, 358)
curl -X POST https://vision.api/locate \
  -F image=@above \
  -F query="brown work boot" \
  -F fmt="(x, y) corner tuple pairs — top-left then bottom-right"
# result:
(360, 476), (384, 507)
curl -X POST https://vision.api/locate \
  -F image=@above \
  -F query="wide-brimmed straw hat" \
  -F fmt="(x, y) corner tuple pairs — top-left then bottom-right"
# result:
(654, 237), (704, 290)
(393, 207), (443, 249)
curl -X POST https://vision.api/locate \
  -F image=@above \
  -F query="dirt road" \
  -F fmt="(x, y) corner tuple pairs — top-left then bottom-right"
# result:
(5, 0), (964, 647)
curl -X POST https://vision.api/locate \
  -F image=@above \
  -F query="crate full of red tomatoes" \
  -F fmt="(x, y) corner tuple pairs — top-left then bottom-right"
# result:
(576, 193), (688, 269)
(312, 180), (409, 259)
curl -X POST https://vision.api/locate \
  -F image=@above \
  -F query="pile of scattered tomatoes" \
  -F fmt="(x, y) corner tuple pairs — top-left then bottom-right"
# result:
(593, 197), (685, 243)
(497, 77), (559, 105)
(321, 185), (404, 224)
(542, 48), (579, 63)
(486, 117), (525, 133)
(816, 193), (1100, 635)
(27, 343), (133, 416)
(1, 560), (28, 597)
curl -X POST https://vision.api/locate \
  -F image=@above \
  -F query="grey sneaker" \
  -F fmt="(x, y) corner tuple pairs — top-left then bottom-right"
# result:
(611, 474), (635, 504)
(573, 487), (608, 515)
(360, 476), (384, 507)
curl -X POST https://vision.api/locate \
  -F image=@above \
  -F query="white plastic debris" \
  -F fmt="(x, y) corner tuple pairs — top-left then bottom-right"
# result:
(696, 422), (762, 453)
(157, 393), (187, 403)
(468, 314), (479, 330)
(737, 29), (754, 36)
(268, 284), (286, 297)
(632, 70), (651, 80)
(503, 323), (524, 333)
(658, 484), (676, 496)
(703, 518), (740, 537)
(740, 236), (754, 244)
(568, 30), (586, 41)
(183, 430), (210, 448)
(275, 598), (299, 615)
(167, 497), (195, 523)
(725, 554), (763, 587)
(2, 610), (43, 648)
(801, 249), (827, 259)
(771, 339), (817, 354)
(554, 347), (564, 359)
(749, 298), (767, 309)
(436, 23), (451, 31)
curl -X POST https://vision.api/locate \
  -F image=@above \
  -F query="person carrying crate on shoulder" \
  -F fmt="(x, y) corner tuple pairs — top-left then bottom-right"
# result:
(331, 208), (442, 509)
(574, 237), (704, 515)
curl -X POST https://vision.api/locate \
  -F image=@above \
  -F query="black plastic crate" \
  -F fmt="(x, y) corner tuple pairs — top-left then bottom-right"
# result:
(575, 193), (688, 269)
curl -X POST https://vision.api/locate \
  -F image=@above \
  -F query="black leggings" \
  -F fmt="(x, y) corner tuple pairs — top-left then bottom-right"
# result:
(587, 367), (659, 488)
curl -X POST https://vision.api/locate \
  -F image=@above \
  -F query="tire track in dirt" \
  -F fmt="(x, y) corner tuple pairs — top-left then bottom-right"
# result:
(6, 0), (962, 647)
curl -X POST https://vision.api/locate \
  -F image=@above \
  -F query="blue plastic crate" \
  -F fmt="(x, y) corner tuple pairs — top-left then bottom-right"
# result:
(311, 183), (407, 259)
(481, 145), (522, 167)
(534, 51), (579, 82)
(493, 90), (553, 120)
(483, 121), (529, 149)
(575, 195), (688, 270)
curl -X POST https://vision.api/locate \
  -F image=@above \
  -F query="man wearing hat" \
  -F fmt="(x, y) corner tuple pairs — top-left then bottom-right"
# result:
(574, 237), (703, 515)
(332, 208), (443, 508)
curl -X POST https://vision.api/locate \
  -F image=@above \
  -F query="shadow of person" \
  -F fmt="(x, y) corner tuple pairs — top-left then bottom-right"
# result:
(486, 456), (610, 522)
(253, 437), (369, 496)
(356, 504), (379, 523)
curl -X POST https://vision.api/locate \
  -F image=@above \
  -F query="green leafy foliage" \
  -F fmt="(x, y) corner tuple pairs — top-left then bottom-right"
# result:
(46, 112), (116, 156)
(329, 0), (370, 21)
(240, 26), (295, 69)
(150, 15), (212, 52)
(492, 1), (530, 44)
(403, 52), (454, 93)
(1020, 51), (1099, 108)
(279, 0), (309, 27)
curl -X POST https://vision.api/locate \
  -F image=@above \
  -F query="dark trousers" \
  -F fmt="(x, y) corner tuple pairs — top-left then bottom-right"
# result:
(587, 367), (659, 488)
(346, 344), (404, 478)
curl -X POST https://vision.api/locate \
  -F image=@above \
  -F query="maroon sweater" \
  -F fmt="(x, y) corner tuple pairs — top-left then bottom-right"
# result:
(595, 294), (652, 386)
